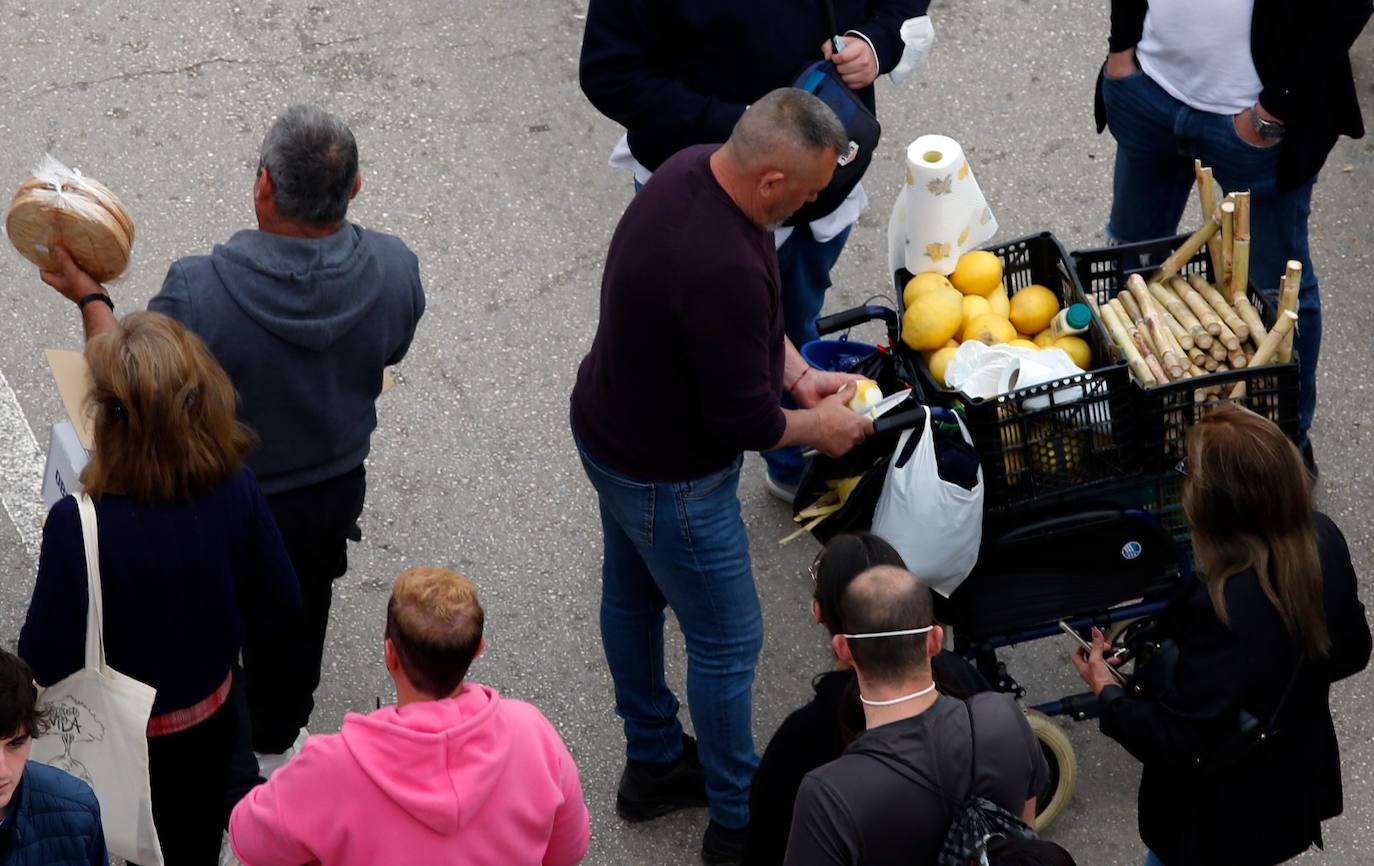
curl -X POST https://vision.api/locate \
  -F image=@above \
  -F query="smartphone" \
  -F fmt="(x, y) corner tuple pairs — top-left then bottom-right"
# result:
(1059, 620), (1127, 683)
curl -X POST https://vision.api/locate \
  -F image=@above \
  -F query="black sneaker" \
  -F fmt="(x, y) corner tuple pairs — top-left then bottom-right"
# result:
(616, 734), (708, 822)
(702, 820), (748, 865)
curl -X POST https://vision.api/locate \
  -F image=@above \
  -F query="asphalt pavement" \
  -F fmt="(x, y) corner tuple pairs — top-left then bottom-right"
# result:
(1, 1), (1371, 864)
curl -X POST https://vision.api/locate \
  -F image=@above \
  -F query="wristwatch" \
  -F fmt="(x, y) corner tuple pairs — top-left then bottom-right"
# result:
(1250, 106), (1285, 142)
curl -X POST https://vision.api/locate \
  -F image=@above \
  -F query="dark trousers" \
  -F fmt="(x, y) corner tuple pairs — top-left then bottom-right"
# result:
(242, 465), (366, 754)
(134, 700), (237, 866)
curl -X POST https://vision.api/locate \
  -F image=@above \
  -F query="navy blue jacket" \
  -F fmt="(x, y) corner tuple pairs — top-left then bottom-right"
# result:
(19, 468), (302, 715)
(149, 223), (426, 495)
(579, 0), (927, 172)
(0, 762), (107, 866)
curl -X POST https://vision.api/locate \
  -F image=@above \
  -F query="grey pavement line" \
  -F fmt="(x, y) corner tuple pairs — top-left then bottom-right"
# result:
(0, 368), (45, 561)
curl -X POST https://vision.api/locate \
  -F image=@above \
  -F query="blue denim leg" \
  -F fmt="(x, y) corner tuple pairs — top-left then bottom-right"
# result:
(577, 441), (685, 765)
(1102, 70), (1196, 245)
(763, 224), (853, 485)
(576, 438), (763, 828)
(1143, 851), (1168, 866)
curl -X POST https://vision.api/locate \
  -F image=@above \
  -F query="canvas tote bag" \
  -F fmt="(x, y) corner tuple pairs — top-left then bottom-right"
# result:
(30, 493), (164, 865)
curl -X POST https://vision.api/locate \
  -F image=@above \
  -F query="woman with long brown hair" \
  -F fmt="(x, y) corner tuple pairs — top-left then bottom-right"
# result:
(1071, 404), (1371, 866)
(18, 311), (301, 865)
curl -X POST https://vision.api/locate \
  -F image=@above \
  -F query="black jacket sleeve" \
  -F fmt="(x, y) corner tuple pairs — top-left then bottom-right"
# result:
(1314, 513), (1372, 682)
(1107, 0), (1148, 51)
(854, 0), (930, 73)
(578, 0), (747, 165)
(1097, 589), (1251, 768)
(1256, 0), (1373, 125)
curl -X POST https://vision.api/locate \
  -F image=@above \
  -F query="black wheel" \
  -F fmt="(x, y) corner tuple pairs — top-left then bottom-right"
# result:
(1026, 709), (1077, 831)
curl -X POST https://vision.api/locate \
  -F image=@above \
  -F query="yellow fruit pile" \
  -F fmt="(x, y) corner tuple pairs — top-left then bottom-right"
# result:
(901, 252), (1094, 387)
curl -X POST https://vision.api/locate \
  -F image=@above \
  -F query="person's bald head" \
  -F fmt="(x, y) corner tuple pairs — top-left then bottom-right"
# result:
(716, 88), (846, 228)
(838, 566), (936, 685)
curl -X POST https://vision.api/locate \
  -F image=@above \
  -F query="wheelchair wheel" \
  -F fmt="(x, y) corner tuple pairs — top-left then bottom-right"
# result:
(1106, 615), (1152, 648)
(1026, 709), (1076, 831)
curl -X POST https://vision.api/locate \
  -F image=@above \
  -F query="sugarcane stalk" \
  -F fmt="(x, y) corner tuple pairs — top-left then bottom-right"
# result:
(1195, 162), (1226, 281)
(1278, 262), (1301, 363)
(1233, 292), (1266, 345)
(1187, 274), (1253, 349)
(1233, 191), (1251, 240)
(1098, 301), (1156, 385)
(1202, 355), (1219, 372)
(1148, 281), (1205, 347)
(1129, 276), (1191, 376)
(1197, 277), (1249, 342)
(1231, 310), (1299, 398)
(1133, 277), (1193, 352)
(1169, 276), (1223, 336)
(1119, 291), (1144, 325)
(1227, 350), (1248, 369)
(1152, 218), (1221, 283)
(1219, 199), (1236, 289)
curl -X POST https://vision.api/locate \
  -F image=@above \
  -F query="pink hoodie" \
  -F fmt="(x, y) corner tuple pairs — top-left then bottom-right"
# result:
(229, 683), (590, 866)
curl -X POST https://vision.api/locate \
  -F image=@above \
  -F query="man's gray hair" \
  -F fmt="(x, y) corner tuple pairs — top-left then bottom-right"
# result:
(258, 104), (359, 226)
(728, 88), (847, 169)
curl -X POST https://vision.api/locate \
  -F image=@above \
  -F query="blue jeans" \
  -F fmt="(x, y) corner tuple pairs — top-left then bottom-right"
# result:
(1102, 69), (1321, 440)
(762, 223), (854, 485)
(574, 433), (763, 829)
(1144, 851), (1167, 866)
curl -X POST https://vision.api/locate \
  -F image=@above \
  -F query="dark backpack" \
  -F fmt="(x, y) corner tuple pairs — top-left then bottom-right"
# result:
(857, 700), (1046, 866)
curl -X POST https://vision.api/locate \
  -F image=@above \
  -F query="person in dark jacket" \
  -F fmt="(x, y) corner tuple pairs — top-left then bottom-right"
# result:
(1071, 405), (1372, 866)
(19, 313), (302, 865)
(1094, 0), (1371, 468)
(579, 0), (926, 498)
(744, 533), (990, 866)
(0, 650), (107, 866)
(37, 104), (426, 781)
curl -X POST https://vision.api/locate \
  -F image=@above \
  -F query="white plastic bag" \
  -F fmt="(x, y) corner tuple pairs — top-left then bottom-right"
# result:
(871, 408), (983, 597)
(31, 494), (163, 865)
(943, 341), (1085, 408)
(889, 16), (936, 85)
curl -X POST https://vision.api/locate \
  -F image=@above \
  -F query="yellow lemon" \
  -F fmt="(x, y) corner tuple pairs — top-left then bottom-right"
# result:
(903, 272), (957, 308)
(961, 313), (1017, 345)
(961, 295), (992, 325)
(1008, 284), (1061, 334)
(847, 380), (883, 415)
(1008, 339), (1039, 351)
(927, 346), (959, 387)
(901, 289), (964, 351)
(1054, 335), (1093, 369)
(1033, 329), (1057, 348)
(950, 250), (1003, 297)
(988, 285), (1010, 318)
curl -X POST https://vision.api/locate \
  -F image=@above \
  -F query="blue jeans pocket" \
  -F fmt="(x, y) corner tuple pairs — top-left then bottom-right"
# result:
(678, 456), (743, 502)
(1224, 112), (1281, 153)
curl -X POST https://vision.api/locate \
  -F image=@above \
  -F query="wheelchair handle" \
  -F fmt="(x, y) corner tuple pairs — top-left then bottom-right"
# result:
(872, 408), (926, 436)
(815, 305), (899, 341)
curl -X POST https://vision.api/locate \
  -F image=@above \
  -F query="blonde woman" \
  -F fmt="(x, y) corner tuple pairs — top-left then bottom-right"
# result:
(1072, 405), (1371, 866)
(19, 312), (301, 865)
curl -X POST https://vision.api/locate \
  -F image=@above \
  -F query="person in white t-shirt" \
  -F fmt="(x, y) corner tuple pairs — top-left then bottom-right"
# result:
(1094, 0), (1371, 476)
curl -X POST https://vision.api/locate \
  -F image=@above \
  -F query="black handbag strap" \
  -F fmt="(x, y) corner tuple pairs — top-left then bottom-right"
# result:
(822, 0), (843, 52)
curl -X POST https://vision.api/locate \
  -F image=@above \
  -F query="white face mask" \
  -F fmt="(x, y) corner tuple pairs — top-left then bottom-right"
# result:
(841, 626), (933, 639)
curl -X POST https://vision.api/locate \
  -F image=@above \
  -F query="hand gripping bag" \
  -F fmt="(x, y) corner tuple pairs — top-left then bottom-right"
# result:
(871, 407), (983, 597)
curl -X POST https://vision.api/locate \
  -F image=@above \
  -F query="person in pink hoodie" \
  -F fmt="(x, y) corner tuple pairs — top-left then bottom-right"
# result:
(228, 567), (591, 866)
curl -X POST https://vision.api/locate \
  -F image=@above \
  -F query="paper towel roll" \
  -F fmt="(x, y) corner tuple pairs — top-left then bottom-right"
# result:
(897, 134), (998, 276)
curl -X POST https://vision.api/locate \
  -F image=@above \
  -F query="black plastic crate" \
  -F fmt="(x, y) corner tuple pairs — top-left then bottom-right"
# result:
(895, 232), (1137, 512)
(1071, 234), (1300, 471)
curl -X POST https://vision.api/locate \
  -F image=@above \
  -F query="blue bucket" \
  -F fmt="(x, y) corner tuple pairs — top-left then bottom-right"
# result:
(801, 338), (878, 372)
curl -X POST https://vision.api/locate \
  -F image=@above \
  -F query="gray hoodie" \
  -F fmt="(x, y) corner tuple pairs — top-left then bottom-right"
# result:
(150, 223), (425, 494)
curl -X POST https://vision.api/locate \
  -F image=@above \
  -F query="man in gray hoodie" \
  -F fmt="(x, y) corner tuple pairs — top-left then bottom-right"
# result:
(39, 104), (426, 776)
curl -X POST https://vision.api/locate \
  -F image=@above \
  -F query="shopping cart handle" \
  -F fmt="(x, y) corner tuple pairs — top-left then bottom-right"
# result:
(872, 408), (926, 436)
(816, 305), (898, 337)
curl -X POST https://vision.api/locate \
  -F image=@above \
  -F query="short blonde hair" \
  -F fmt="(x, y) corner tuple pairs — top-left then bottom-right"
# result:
(385, 567), (485, 697)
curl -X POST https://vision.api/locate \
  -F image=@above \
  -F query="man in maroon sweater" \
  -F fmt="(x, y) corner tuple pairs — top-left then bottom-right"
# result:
(571, 88), (871, 864)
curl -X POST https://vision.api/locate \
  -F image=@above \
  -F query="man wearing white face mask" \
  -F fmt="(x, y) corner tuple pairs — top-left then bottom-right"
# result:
(782, 567), (1048, 866)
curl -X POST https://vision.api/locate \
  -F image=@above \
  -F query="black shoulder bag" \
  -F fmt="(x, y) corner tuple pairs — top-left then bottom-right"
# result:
(784, 0), (882, 226)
